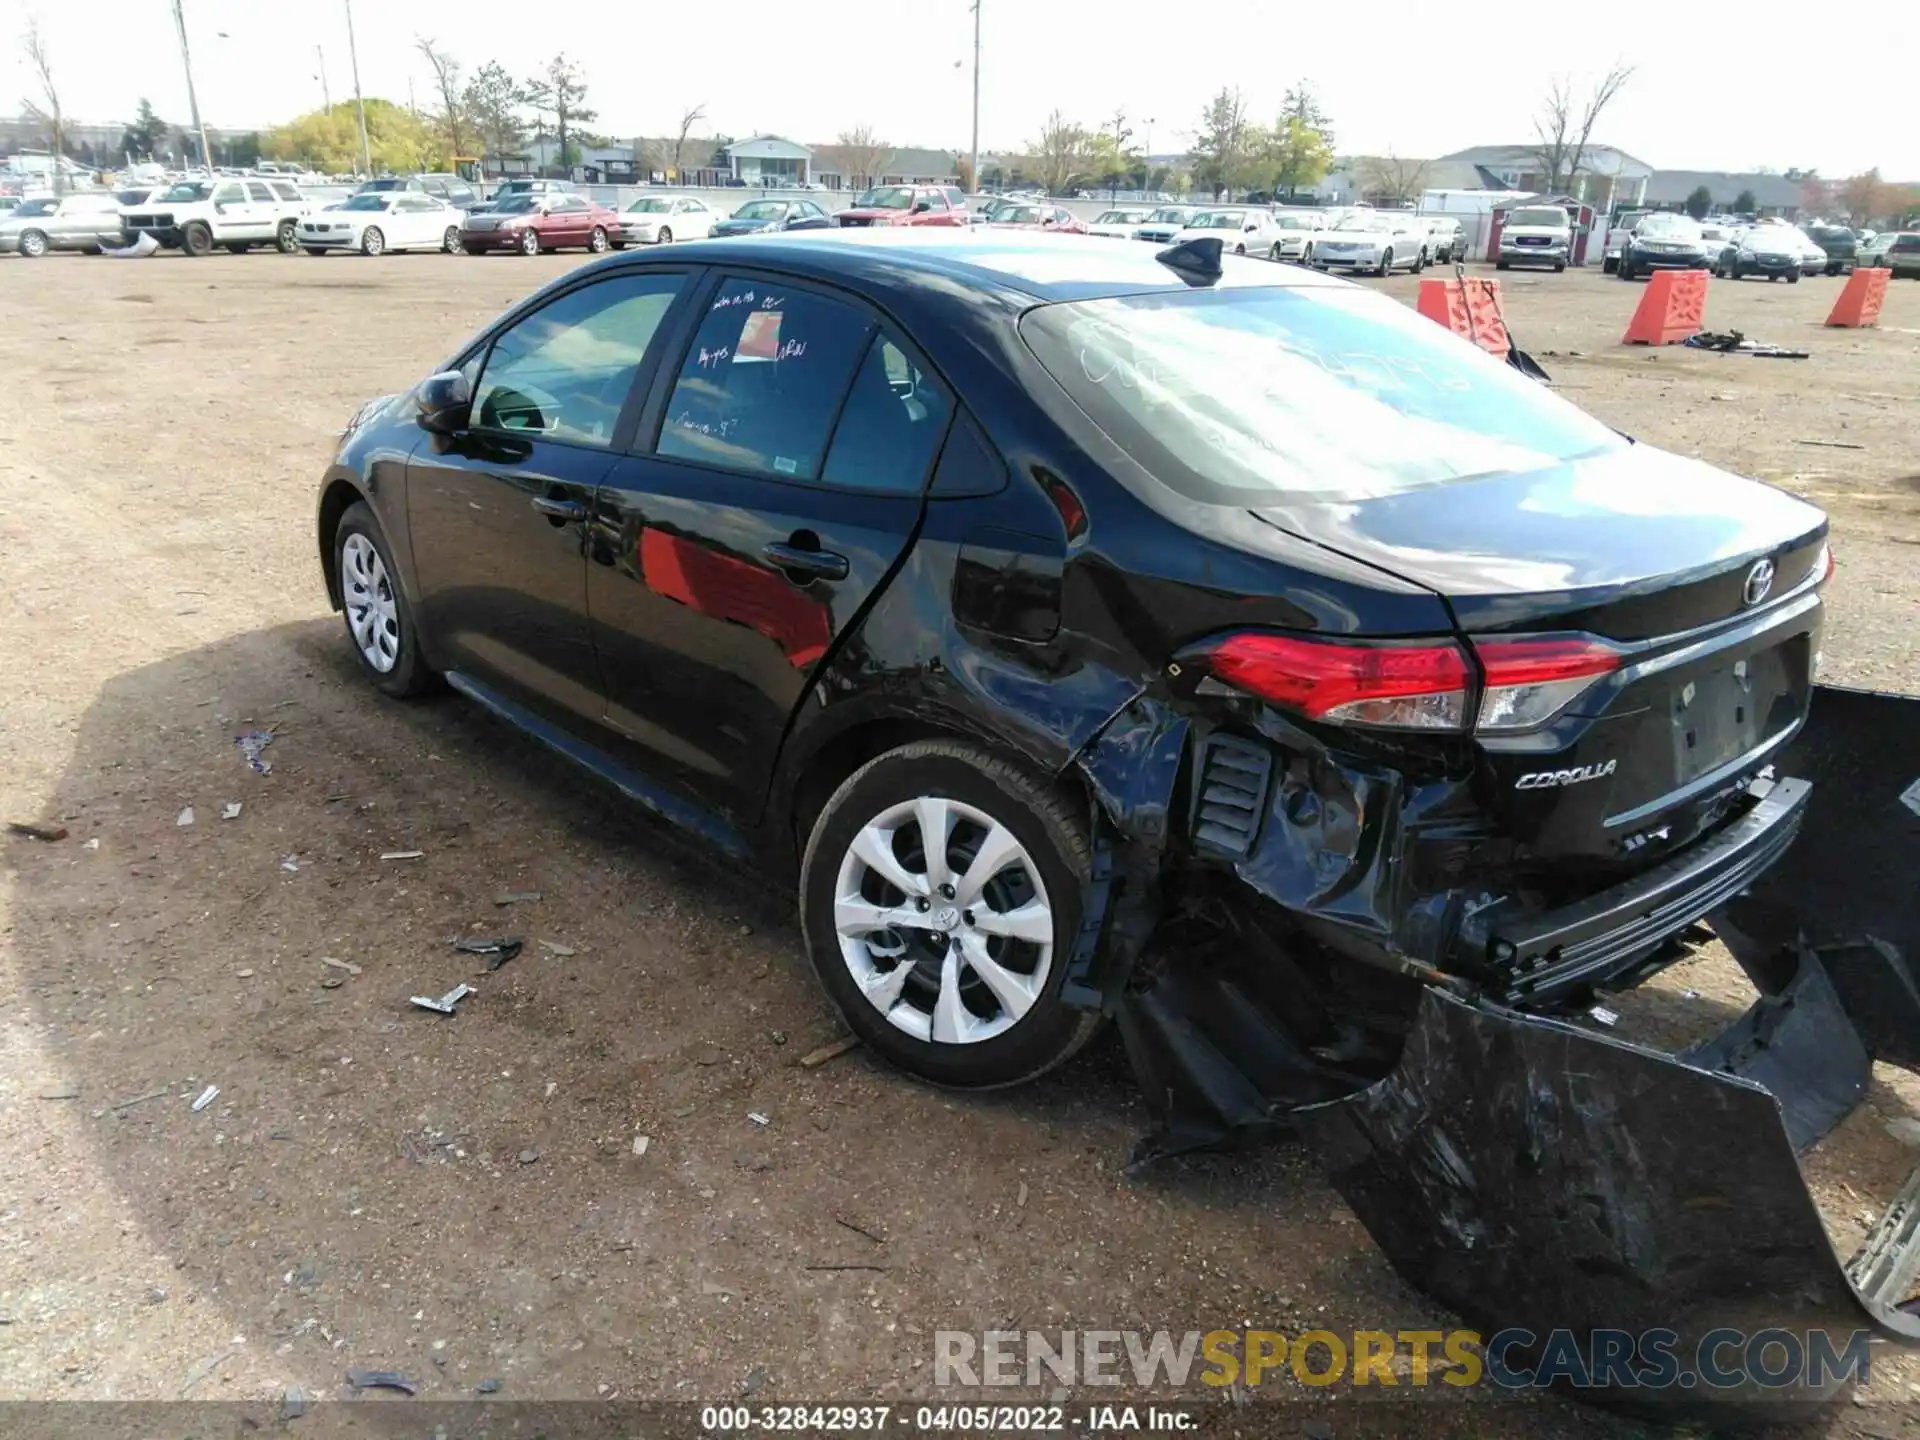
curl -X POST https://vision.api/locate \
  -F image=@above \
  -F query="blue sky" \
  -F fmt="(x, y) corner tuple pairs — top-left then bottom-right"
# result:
(5, 0), (1916, 179)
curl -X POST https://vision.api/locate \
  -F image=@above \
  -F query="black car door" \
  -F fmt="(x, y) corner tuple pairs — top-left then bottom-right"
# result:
(586, 271), (954, 823)
(406, 268), (695, 726)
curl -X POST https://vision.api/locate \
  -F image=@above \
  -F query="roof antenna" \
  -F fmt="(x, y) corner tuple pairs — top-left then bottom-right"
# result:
(1155, 236), (1223, 287)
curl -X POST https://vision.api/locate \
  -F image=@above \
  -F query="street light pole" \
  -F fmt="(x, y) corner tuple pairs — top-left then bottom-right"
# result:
(317, 45), (330, 111)
(343, 0), (373, 176)
(968, 0), (981, 191)
(168, 0), (214, 174)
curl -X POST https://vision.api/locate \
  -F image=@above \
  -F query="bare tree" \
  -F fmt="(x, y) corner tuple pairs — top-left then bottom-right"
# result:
(671, 103), (708, 178)
(522, 54), (596, 177)
(822, 124), (894, 191)
(1358, 152), (1430, 205)
(415, 37), (469, 161)
(1029, 110), (1090, 196)
(1526, 64), (1633, 197)
(20, 19), (64, 195)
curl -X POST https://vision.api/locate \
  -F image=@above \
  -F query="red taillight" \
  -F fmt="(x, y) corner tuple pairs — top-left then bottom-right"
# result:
(1201, 633), (1472, 731)
(1472, 636), (1621, 732)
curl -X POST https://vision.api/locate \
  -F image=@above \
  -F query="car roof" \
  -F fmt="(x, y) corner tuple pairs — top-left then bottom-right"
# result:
(595, 229), (1345, 304)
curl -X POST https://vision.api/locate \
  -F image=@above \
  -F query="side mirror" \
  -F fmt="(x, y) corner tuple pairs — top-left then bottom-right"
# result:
(912, 200), (932, 214)
(415, 370), (472, 435)
(1245, 222), (1258, 232)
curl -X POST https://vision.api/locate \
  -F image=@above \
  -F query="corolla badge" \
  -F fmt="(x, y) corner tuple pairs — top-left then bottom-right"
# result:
(1743, 558), (1776, 607)
(1516, 759), (1618, 790)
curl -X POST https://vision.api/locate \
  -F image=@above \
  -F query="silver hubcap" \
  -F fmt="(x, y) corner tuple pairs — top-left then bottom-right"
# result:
(833, 796), (1054, 1045)
(23, 233), (44, 256)
(341, 533), (400, 673)
(366, 230), (383, 254)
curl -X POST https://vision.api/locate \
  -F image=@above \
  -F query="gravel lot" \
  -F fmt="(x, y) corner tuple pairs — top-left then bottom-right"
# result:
(1, 249), (1916, 1435)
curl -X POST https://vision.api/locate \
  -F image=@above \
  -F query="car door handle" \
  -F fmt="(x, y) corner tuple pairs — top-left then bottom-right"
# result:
(763, 541), (848, 581)
(530, 495), (587, 522)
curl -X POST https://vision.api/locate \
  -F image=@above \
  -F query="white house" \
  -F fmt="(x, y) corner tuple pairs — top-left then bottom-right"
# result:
(724, 135), (812, 186)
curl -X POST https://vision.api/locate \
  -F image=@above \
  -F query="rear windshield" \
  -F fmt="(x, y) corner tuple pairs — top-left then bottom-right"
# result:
(1892, 235), (1920, 252)
(1020, 286), (1622, 503)
(1508, 207), (1568, 227)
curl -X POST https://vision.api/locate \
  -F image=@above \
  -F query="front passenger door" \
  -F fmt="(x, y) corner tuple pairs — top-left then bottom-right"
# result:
(406, 269), (694, 725)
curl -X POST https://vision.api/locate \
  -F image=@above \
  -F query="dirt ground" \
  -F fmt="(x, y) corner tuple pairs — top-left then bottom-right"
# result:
(1, 249), (1916, 1437)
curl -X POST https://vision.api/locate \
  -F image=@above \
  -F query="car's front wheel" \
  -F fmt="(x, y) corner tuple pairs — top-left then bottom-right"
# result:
(361, 226), (386, 256)
(800, 741), (1100, 1089)
(334, 501), (435, 698)
(275, 219), (299, 253)
(442, 226), (461, 253)
(1376, 248), (1393, 276)
(519, 228), (540, 256)
(181, 221), (213, 257)
(17, 229), (47, 258)
(588, 226), (610, 253)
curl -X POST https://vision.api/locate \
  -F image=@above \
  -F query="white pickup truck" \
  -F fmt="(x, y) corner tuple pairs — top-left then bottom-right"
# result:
(1602, 209), (1650, 274)
(122, 177), (312, 256)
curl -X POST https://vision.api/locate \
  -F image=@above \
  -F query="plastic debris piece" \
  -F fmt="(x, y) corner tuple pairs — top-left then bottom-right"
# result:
(410, 983), (474, 1016)
(1588, 1005), (1620, 1028)
(799, 1037), (860, 1069)
(5, 821), (67, 842)
(380, 850), (425, 861)
(538, 939), (578, 957)
(190, 1085), (219, 1112)
(39, 1084), (80, 1100)
(83, 838), (100, 851)
(280, 1385), (309, 1421)
(235, 731), (274, 774)
(476, 1377), (503, 1395)
(280, 855), (301, 873)
(103, 231), (160, 259)
(220, 803), (242, 821)
(747, 1111), (771, 1126)
(632, 1134), (650, 1157)
(322, 957), (362, 975)
(494, 890), (543, 906)
(112, 1087), (171, 1112)
(180, 1350), (234, 1395)
(176, 807), (195, 827)
(518, 1148), (539, 1165)
(453, 936), (522, 971)
(345, 1368), (419, 1396)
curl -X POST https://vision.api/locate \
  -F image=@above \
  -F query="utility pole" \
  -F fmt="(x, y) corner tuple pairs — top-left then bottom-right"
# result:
(343, 0), (373, 176)
(968, 0), (981, 191)
(316, 44), (330, 110)
(169, 0), (215, 175)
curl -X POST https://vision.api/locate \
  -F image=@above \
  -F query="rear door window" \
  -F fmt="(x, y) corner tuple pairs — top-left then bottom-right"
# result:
(470, 271), (688, 448)
(654, 276), (876, 481)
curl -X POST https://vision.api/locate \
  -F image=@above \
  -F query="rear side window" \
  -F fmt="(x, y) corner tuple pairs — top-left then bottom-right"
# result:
(471, 272), (686, 447)
(820, 337), (953, 493)
(247, 182), (274, 202)
(270, 182), (300, 202)
(1021, 285), (1622, 503)
(1893, 236), (1920, 253)
(655, 277), (876, 481)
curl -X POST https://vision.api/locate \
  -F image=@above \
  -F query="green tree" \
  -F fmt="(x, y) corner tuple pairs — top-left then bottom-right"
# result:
(120, 97), (168, 160)
(461, 62), (526, 169)
(261, 100), (436, 175)
(522, 54), (595, 176)
(1028, 110), (1090, 195)
(1732, 187), (1757, 213)
(1190, 88), (1257, 199)
(1684, 184), (1712, 220)
(1265, 115), (1335, 200)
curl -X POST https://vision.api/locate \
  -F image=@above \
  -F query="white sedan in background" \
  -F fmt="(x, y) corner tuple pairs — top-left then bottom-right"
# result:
(1172, 207), (1288, 258)
(1087, 206), (1153, 238)
(620, 194), (718, 245)
(297, 192), (465, 255)
(1310, 210), (1430, 275)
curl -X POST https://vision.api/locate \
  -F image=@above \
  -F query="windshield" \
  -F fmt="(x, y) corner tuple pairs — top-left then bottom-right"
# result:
(11, 199), (57, 218)
(1509, 208), (1568, 228)
(159, 182), (210, 203)
(358, 179), (407, 192)
(1327, 211), (1382, 231)
(1272, 214), (1317, 230)
(734, 201), (785, 220)
(1145, 208), (1187, 224)
(114, 189), (150, 205)
(862, 186), (915, 210)
(1095, 210), (1143, 224)
(999, 206), (1045, 224)
(1020, 286), (1621, 504)
(343, 194), (390, 212)
(627, 198), (671, 213)
(1638, 213), (1699, 238)
(491, 195), (539, 214)
(1192, 211), (1247, 229)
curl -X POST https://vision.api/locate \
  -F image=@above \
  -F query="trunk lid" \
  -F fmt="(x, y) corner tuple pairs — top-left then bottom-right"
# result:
(1250, 443), (1829, 866)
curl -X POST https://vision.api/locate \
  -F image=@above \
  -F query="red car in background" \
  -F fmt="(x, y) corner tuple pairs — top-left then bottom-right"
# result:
(835, 185), (968, 228)
(460, 192), (624, 255)
(985, 202), (1088, 235)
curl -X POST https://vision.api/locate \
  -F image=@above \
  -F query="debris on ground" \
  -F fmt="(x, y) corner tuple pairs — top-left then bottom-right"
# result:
(220, 802), (242, 820)
(835, 1217), (885, 1245)
(38, 1084), (80, 1100)
(5, 821), (68, 842)
(280, 1385), (309, 1421)
(1683, 330), (1810, 359)
(538, 939), (577, 957)
(235, 730), (274, 774)
(748, 1112), (771, 1126)
(1588, 1005), (1620, 1028)
(803, 1263), (887, 1273)
(452, 935), (522, 971)
(190, 1085), (219, 1112)
(345, 1368), (419, 1396)
(82, 838), (99, 850)
(494, 890), (543, 906)
(280, 855), (300, 873)
(179, 1350), (234, 1395)
(234, 968), (253, 978)
(476, 1378), (503, 1395)
(632, 1135), (650, 1157)
(380, 850), (425, 862)
(321, 957), (362, 975)
(1887, 1118), (1920, 1147)
(799, 1037), (860, 1070)
(742, 1366), (770, 1398)
(175, 807), (194, 827)
(517, 1148), (539, 1165)
(1797, 438), (1867, 450)
(1017, 1182), (1029, 1209)
(111, 1087), (171, 1112)
(410, 983), (474, 1016)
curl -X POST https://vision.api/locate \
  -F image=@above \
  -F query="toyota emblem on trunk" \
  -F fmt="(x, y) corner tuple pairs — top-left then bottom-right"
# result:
(1743, 559), (1776, 607)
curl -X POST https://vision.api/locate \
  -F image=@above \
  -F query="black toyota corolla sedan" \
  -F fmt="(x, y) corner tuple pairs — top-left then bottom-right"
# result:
(317, 230), (1828, 1092)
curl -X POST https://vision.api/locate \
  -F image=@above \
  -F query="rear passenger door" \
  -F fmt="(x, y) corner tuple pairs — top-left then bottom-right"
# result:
(585, 271), (954, 823)
(243, 181), (280, 239)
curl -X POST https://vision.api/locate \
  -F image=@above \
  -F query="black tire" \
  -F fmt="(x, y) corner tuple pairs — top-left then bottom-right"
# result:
(1552, 261), (1565, 272)
(274, 219), (299, 253)
(588, 226), (609, 253)
(181, 221), (213, 257)
(1788, 272), (1800, 284)
(303, 247), (327, 257)
(17, 229), (48, 258)
(442, 226), (461, 253)
(1376, 248), (1392, 277)
(1269, 243), (1283, 262)
(1618, 259), (1634, 280)
(361, 226), (386, 256)
(332, 501), (437, 699)
(1602, 255), (1618, 274)
(1496, 259), (1510, 271)
(799, 741), (1102, 1090)
(518, 228), (540, 256)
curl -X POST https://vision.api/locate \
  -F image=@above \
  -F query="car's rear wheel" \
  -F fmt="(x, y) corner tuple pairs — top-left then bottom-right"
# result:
(17, 229), (47, 258)
(442, 226), (461, 253)
(1788, 272), (1800, 284)
(1412, 248), (1426, 272)
(275, 220), (299, 253)
(1602, 255), (1618, 274)
(519, 228), (540, 256)
(1376, 248), (1392, 276)
(361, 226), (386, 256)
(800, 741), (1101, 1090)
(1269, 243), (1283, 262)
(657, 226), (673, 244)
(181, 221), (213, 257)
(334, 502), (434, 698)
(588, 226), (610, 253)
